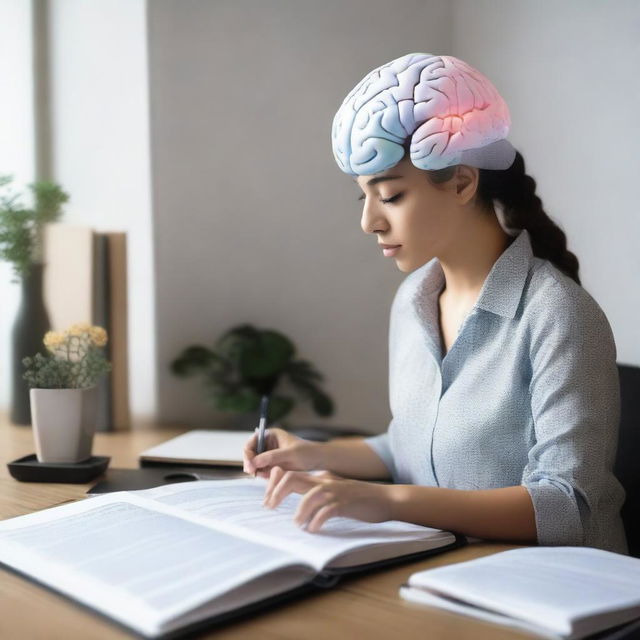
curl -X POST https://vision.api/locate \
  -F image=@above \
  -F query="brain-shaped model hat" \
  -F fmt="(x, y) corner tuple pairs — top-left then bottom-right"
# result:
(331, 53), (517, 176)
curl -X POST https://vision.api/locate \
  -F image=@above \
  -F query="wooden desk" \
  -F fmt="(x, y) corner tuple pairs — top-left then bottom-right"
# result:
(0, 415), (539, 639)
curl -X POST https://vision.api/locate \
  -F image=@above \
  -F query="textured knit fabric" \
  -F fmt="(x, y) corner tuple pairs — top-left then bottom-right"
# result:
(364, 228), (628, 554)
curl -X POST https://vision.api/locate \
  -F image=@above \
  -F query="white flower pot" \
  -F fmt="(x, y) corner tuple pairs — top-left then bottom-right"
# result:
(30, 386), (99, 463)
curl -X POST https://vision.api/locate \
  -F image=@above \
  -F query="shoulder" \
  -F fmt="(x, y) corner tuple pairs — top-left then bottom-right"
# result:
(524, 258), (607, 322)
(522, 257), (616, 356)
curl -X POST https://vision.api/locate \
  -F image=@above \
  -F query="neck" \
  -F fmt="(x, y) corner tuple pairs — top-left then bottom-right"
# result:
(438, 219), (512, 307)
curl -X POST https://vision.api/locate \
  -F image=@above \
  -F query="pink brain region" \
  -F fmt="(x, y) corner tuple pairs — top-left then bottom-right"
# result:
(331, 53), (512, 176)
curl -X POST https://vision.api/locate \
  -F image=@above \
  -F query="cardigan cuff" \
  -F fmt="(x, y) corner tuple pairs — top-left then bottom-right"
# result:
(523, 478), (585, 546)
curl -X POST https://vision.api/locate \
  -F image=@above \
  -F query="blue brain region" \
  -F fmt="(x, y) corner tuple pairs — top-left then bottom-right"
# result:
(331, 53), (512, 176)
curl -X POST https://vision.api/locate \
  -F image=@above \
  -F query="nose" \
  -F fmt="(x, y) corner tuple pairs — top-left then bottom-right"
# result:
(360, 200), (389, 235)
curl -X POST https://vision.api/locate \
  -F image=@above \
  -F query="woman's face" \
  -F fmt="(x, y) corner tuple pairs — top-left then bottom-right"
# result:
(354, 156), (477, 273)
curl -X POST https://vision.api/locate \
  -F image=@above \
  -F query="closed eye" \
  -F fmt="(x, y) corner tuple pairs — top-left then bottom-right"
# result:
(357, 193), (404, 204)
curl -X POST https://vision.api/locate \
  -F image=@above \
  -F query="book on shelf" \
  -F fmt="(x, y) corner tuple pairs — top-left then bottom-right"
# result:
(42, 223), (130, 431)
(399, 545), (640, 640)
(102, 231), (130, 430)
(0, 476), (465, 639)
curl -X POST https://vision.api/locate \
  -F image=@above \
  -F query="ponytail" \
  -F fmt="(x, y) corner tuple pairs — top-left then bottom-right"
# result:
(417, 145), (581, 286)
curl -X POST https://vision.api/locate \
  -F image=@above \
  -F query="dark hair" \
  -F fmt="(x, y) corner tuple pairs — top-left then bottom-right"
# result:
(405, 143), (581, 286)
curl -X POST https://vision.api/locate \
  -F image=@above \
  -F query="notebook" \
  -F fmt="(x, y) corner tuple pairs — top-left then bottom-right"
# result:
(0, 477), (465, 639)
(138, 429), (254, 467)
(399, 546), (640, 640)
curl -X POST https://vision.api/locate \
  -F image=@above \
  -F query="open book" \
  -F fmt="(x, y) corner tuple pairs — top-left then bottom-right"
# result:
(400, 546), (640, 640)
(0, 477), (464, 639)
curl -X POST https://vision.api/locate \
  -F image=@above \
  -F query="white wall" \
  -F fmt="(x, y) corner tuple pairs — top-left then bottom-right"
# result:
(452, 0), (640, 366)
(0, 1), (35, 409)
(45, 0), (157, 425)
(147, 0), (453, 430)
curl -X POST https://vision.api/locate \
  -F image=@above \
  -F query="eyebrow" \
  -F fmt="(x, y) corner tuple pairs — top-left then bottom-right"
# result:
(352, 175), (403, 187)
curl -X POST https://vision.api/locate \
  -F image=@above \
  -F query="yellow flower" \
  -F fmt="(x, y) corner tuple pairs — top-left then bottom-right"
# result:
(43, 330), (66, 350)
(67, 322), (92, 336)
(89, 326), (108, 347)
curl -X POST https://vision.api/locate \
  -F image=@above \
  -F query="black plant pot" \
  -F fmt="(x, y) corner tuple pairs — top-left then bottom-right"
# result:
(10, 263), (51, 426)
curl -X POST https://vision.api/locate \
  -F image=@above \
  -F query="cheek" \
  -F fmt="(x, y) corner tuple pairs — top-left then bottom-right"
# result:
(402, 205), (440, 239)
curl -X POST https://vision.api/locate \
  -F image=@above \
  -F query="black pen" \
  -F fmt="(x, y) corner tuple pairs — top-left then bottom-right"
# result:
(254, 395), (270, 477)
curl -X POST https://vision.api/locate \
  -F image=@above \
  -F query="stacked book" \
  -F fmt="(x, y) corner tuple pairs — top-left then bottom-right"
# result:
(43, 223), (130, 431)
(400, 546), (640, 639)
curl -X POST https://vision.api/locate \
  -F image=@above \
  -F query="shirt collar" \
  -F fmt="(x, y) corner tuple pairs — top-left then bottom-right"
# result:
(411, 228), (534, 321)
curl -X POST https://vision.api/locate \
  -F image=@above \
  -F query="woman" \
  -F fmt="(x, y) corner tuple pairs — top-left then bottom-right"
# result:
(243, 53), (628, 554)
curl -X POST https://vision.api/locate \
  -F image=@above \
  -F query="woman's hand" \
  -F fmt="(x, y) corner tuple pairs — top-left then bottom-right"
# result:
(262, 467), (393, 533)
(243, 427), (324, 478)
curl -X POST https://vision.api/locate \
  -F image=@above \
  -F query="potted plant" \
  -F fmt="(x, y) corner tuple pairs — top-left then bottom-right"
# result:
(22, 323), (112, 463)
(0, 174), (70, 425)
(170, 323), (334, 428)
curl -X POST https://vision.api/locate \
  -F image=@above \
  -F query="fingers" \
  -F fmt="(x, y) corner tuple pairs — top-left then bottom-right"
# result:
(263, 470), (342, 533)
(249, 450), (272, 474)
(263, 466), (286, 505)
(305, 501), (340, 533)
(293, 484), (334, 529)
(242, 431), (258, 474)
(250, 445), (288, 475)
(263, 468), (317, 509)
(265, 428), (280, 450)
(243, 429), (273, 475)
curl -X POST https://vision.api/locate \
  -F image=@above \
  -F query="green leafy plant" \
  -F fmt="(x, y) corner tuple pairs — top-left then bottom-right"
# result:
(23, 323), (112, 389)
(170, 323), (334, 425)
(0, 174), (69, 282)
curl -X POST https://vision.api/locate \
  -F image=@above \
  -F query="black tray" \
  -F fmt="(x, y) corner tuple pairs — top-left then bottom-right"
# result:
(7, 454), (111, 483)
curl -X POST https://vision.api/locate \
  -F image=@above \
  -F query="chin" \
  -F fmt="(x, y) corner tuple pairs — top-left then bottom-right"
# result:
(395, 260), (412, 273)
(399, 255), (432, 273)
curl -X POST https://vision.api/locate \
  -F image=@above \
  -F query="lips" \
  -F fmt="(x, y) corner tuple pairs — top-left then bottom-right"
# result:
(381, 245), (402, 258)
(379, 244), (402, 249)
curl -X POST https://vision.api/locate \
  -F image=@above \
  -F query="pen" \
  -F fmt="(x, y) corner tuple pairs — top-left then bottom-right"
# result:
(255, 395), (270, 475)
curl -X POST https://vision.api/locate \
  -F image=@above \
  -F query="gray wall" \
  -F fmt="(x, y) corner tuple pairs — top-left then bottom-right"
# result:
(148, 0), (639, 432)
(148, 0), (452, 430)
(452, 0), (640, 367)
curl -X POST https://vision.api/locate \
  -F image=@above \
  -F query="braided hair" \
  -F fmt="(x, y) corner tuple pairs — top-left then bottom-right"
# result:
(412, 142), (581, 286)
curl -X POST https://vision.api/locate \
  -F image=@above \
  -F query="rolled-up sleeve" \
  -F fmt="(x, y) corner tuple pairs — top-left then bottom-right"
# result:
(363, 431), (397, 480)
(521, 282), (623, 546)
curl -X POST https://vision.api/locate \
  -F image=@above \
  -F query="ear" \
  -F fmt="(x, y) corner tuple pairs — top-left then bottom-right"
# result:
(454, 165), (480, 205)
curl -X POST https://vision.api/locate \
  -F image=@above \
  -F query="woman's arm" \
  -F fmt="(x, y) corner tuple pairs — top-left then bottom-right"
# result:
(246, 431), (393, 481)
(320, 436), (393, 481)
(261, 468), (537, 541)
(386, 483), (537, 543)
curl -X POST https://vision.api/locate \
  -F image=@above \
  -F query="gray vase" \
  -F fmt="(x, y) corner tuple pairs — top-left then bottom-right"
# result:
(10, 262), (51, 426)
(31, 387), (98, 462)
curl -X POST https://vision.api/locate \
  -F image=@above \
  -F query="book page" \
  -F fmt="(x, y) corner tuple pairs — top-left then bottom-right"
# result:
(405, 546), (640, 638)
(0, 492), (313, 638)
(132, 477), (456, 572)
